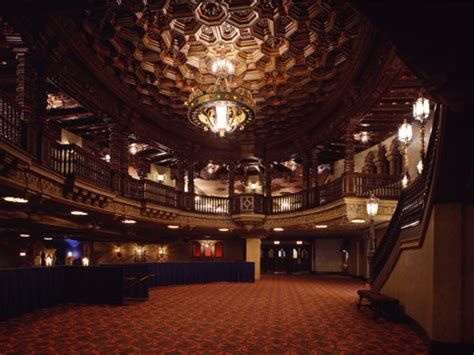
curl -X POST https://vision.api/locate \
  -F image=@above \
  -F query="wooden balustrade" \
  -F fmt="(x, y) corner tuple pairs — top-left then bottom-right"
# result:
(194, 194), (229, 215)
(272, 192), (305, 213)
(319, 177), (343, 205)
(143, 180), (178, 208)
(232, 193), (264, 214)
(50, 143), (112, 190)
(124, 176), (144, 200)
(351, 173), (402, 199)
(0, 92), (24, 148)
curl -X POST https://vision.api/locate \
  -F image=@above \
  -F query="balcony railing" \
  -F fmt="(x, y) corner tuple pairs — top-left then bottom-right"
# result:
(1, 102), (403, 216)
(50, 143), (112, 190)
(0, 92), (24, 148)
(194, 194), (229, 215)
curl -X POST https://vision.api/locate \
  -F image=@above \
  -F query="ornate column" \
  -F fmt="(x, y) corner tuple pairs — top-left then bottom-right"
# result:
(175, 160), (185, 193)
(15, 48), (47, 160)
(374, 144), (388, 175)
(311, 149), (320, 205)
(344, 126), (355, 173)
(302, 153), (311, 190)
(109, 124), (129, 193)
(387, 139), (402, 176)
(302, 153), (311, 208)
(187, 160), (195, 210)
(263, 161), (272, 214)
(228, 163), (235, 213)
(344, 126), (355, 195)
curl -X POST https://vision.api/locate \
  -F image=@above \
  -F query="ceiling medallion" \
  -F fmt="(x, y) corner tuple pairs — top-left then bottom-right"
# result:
(187, 58), (256, 137)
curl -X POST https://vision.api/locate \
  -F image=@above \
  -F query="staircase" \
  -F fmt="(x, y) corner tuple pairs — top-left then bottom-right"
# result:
(371, 104), (444, 291)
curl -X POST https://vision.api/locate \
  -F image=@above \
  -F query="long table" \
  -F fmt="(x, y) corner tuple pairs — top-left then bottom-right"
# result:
(0, 266), (124, 321)
(101, 261), (255, 289)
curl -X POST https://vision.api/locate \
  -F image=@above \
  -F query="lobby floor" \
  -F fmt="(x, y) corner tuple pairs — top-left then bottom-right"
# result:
(0, 275), (427, 353)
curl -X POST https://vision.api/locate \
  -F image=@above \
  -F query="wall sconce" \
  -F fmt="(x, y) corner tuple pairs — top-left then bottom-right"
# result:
(250, 182), (258, 191)
(158, 246), (168, 262)
(45, 255), (53, 267)
(104, 154), (111, 163)
(114, 246), (122, 259)
(82, 257), (90, 267)
(135, 246), (146, 262)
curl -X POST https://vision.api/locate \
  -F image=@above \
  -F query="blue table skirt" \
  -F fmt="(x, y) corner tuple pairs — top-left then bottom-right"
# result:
(101, 264), (150, 299)
(101, 262), (255, 288)
(0, 266), (124, 321)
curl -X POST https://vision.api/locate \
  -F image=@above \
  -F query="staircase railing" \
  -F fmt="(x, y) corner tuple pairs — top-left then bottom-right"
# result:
(371, 104), (443, 288)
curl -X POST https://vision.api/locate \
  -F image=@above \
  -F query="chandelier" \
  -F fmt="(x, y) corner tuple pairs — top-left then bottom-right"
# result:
(187, 58), (256, 137)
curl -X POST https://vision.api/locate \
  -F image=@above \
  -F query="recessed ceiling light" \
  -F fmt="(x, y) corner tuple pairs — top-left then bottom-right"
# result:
(273, 227), (284, 232)
(218, 228), (229, 232)
(0, 61), (7, 65)
(3, 196), (28, 203)
(44, 237), (53, 241)
(20, 234), (30, 238)
(71, 211), (88, 216)
(167, 225), (180, 229)
(274, 241), (280, 245)
(122, 219), (136, 224)
(315, 224), (328, 229)
(19, 252), (26, 256)
(351, 219), (366, 224)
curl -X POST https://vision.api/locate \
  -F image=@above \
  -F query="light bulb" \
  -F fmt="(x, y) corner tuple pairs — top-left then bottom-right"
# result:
(215, 102), (229, 137)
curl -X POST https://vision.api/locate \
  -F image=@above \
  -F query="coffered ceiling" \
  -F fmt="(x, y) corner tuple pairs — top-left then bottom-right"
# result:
(1, 0), (424, 163)
(80, 0), (370, 150)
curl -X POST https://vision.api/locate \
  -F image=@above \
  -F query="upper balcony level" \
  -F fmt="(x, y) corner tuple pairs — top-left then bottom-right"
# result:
(0, 91), (404, 236)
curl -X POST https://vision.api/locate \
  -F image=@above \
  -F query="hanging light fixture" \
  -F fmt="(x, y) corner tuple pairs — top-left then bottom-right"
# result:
(398, 119), (413, 145)
(398, 118), (413, 188)
(413, 95), (430, 123)
(187, 58), (256, 137)
(413, 94), (430, 174)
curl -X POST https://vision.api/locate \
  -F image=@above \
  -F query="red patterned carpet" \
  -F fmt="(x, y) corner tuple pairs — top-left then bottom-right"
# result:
(0, 275), (427, 354)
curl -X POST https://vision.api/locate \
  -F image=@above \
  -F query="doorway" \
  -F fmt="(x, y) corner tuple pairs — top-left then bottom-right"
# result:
(261, 244), (312, 274)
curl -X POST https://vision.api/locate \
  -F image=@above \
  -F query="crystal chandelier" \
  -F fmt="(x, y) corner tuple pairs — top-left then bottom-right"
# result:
(187, 58), (256, 137)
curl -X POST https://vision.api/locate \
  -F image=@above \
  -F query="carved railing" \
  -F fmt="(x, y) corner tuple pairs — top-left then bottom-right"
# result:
(269, 173), (401, 214)
(125, 176), (144, 200)
(272, 192), (305, 213)
(143, 180), (178, 208)
(232, 193), (264, 214)
(0, 92), (24, 148)
(1, 114), (403, 217)
(194, 194), (229, 215)
(371, 105), (442, 285)
(50, 143), (112, 190)
(350, 173), (402, 199)
(318, 177), (344, 206)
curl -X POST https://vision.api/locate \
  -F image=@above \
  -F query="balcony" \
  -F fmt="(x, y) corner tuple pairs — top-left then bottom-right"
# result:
(0, 92), (401, 231)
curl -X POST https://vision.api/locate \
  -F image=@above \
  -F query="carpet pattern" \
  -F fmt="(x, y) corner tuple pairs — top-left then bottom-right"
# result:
(0, 275), (428, 353)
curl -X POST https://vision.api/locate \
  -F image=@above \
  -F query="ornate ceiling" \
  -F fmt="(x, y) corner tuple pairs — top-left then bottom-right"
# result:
(81, 0), (369, 150)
